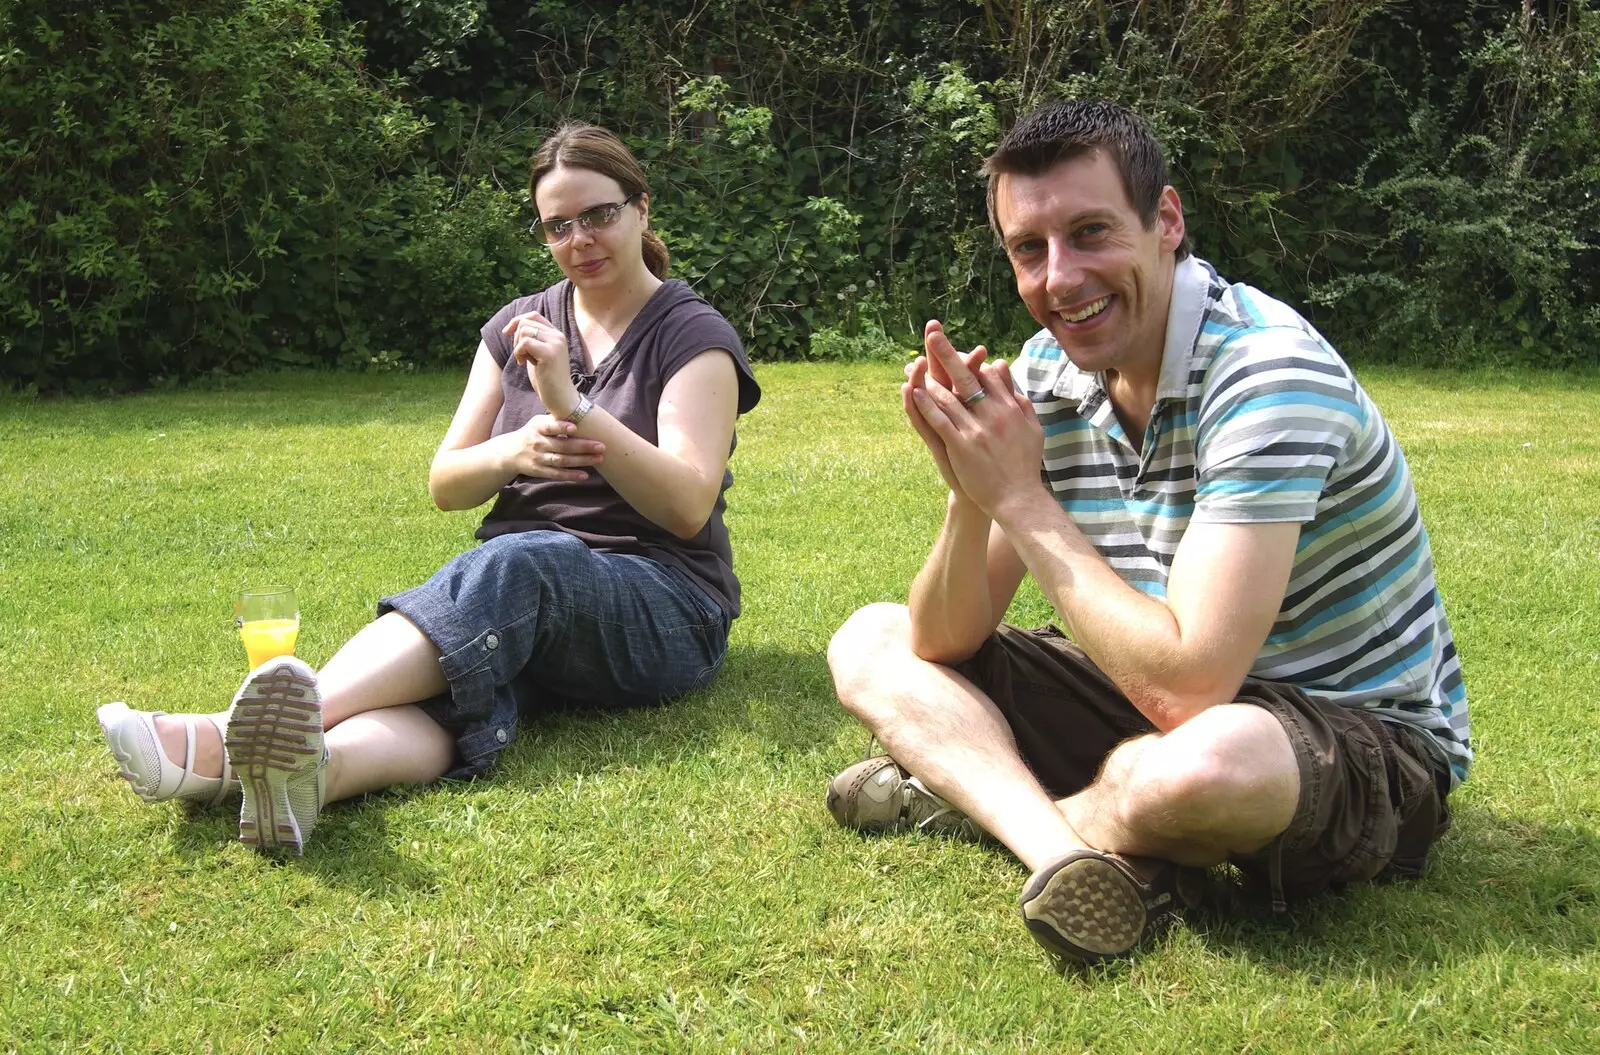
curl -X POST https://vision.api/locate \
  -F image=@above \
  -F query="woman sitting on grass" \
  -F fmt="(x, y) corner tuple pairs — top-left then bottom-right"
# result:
(97, 123), (761, 854)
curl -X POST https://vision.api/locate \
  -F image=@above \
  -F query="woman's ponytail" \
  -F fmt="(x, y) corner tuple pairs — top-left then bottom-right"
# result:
(641, 228), (670, 279)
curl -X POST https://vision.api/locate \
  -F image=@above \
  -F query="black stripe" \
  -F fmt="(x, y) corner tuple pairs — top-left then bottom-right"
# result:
(1282, 505), (1420, 610)
(1323, 432), (1393, 499)
(1044, 461), (1121, 482)
(1286, 591), (1438, 685)
(1274, 537), (1424, 637)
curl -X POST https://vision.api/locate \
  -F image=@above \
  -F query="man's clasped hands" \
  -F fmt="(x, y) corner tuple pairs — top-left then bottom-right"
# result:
(903, 320), (1046, 521)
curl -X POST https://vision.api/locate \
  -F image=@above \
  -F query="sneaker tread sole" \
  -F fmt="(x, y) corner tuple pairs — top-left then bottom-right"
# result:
(1021, 852), (1173, 962)
(226, 663), (322, 854)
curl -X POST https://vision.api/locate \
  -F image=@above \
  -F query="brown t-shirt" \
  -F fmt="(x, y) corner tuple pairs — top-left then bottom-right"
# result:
(477, 279), (761, 616)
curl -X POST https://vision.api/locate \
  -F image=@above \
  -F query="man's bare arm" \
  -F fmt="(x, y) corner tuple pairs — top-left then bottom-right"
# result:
(996, 488), (1299, 729)
(898, 322), (1030, 663)
(907, 341), (1300, 730)
(907, 502), (1028, 664)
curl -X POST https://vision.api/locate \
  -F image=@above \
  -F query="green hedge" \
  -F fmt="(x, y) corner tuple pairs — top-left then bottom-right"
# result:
(0, 0), (556, 392)
(333, 0), (1600, 368)
(4, 0), (1596, 392)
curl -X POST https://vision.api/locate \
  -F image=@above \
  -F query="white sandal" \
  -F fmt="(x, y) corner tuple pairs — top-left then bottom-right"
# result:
(96, 703), (237, 806)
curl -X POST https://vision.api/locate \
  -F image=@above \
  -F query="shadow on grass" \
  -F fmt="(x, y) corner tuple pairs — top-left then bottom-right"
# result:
(166, 796), (447, 895)
(492, 645), (843, 788)
(1178, 805), (1600, 971)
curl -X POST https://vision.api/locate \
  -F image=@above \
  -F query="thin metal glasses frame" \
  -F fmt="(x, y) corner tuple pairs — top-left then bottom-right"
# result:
(530, 193), (642, 245)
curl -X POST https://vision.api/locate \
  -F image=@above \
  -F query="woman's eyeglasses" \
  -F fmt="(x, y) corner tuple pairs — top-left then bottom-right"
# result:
(531, 193), (642, 245)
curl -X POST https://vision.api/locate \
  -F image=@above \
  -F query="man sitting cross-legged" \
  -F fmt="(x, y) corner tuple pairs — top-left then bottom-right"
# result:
(825, 100), (1470, 964)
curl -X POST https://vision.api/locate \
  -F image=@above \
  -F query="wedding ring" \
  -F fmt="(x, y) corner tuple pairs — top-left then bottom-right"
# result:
(962, 388), (989, 407)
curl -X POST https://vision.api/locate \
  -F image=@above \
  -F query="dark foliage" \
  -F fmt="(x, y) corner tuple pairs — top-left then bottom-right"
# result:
(3, 0), (1594, 391)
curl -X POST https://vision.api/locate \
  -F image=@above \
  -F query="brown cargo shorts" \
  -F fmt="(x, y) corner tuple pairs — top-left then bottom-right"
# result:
(952, 623), (1453, 905)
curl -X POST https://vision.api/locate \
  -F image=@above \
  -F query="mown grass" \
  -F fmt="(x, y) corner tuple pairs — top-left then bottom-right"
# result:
(1, 363), (1597, 1053)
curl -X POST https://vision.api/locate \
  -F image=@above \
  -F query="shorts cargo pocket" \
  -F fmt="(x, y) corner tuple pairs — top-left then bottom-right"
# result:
(1379, 722), (1449, 880)
(432, 627), (506, 724)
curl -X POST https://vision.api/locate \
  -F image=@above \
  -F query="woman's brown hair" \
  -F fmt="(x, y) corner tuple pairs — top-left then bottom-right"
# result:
(529, 123), (670, 279)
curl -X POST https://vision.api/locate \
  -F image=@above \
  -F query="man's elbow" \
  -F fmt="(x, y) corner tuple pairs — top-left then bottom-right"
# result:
(907, 622), (984, 668)
(1128, 674), (1244, 732)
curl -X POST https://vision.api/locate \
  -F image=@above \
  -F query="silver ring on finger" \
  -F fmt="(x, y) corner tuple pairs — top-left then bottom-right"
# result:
(545, 452), (557, 466)
(962, 388), (989, 407)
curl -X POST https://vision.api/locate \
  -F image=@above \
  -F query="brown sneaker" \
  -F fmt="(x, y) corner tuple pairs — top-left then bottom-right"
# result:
(1019, 849), (1197, 964)
(825, 756), (985, 840)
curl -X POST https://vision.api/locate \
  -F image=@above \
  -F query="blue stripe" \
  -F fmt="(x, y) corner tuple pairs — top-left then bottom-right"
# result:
(1024, 335), (1062, 358)
(1214, 389), (1359, 419)
(1334, 637), (1434, 692)
(1266, 547), (1424, 642)
(1126, 497), (1194, 518)
(1297, 471), (1404, 546)
(1199, 476), (1322, 498)
(1200, 390), (1358, 447)
(1042, 417), (1093, 438)
(1234, 287), (1268, 328)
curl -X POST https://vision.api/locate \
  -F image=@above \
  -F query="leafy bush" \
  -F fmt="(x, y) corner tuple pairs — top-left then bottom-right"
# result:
(8, 0), (1595, 389)
(1310, 7), (1600, 365)
(0, 0), (414, 389)
(0, 0), (549, 392)
(329, 0), (1398, 361)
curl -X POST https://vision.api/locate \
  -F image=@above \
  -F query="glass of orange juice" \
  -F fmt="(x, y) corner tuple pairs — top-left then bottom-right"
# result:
(236, 586), (300, 669)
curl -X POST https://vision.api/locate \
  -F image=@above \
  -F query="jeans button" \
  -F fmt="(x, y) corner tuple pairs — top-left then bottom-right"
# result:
(495, 728), (508, 744)
(484, 632), (500, 650)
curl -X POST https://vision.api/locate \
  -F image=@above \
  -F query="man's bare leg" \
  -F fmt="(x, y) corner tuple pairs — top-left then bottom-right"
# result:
(829, 603), (1088, 870)
(830, 603), (1300, 868)
(1056, 704), (1300, 867)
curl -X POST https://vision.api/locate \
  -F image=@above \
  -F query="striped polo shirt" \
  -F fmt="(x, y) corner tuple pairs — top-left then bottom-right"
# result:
(1015, 255), (1471, 786)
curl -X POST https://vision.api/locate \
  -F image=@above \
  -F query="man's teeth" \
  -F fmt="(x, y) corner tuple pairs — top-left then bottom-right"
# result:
(1060, 296), (1110, 323)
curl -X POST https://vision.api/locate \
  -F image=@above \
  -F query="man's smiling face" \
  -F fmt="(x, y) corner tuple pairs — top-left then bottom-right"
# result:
(996, 149), (1185, 379)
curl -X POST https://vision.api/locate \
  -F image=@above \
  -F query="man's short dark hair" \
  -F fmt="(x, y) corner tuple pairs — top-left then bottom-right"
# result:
(983, 100), (1190, 261)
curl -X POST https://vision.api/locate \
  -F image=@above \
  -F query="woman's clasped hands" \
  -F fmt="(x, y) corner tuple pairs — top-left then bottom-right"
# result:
(497, 310), (605, 482)
(503, 310), (579, 412)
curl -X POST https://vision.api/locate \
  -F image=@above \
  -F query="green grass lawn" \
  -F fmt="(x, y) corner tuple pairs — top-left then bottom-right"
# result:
(1, 363), (1597, 1052)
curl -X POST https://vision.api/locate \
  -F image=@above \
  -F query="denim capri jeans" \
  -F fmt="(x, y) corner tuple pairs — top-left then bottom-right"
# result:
(377, 530), (730, 778)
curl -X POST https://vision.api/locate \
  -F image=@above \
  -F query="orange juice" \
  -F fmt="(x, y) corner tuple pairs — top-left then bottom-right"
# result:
(240, 618), (300, 668)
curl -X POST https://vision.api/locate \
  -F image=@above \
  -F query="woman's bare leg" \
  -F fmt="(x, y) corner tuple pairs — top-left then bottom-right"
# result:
(154, 612), (452, 784)
(323, 705), (455, 802)
(317, 611), (450, 726)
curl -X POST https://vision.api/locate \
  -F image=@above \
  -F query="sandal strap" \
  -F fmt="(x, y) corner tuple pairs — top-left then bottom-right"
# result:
(169, 712), (235, 806)
(200, 713), (235, 805)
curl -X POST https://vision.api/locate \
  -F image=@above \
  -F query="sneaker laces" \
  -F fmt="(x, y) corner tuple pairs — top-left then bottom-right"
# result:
(859, 731), (980, 838)
(900, 776), (976, 836)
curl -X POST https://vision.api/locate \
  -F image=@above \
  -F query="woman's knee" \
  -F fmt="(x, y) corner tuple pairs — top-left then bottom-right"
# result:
(457, 530), (589, 598)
